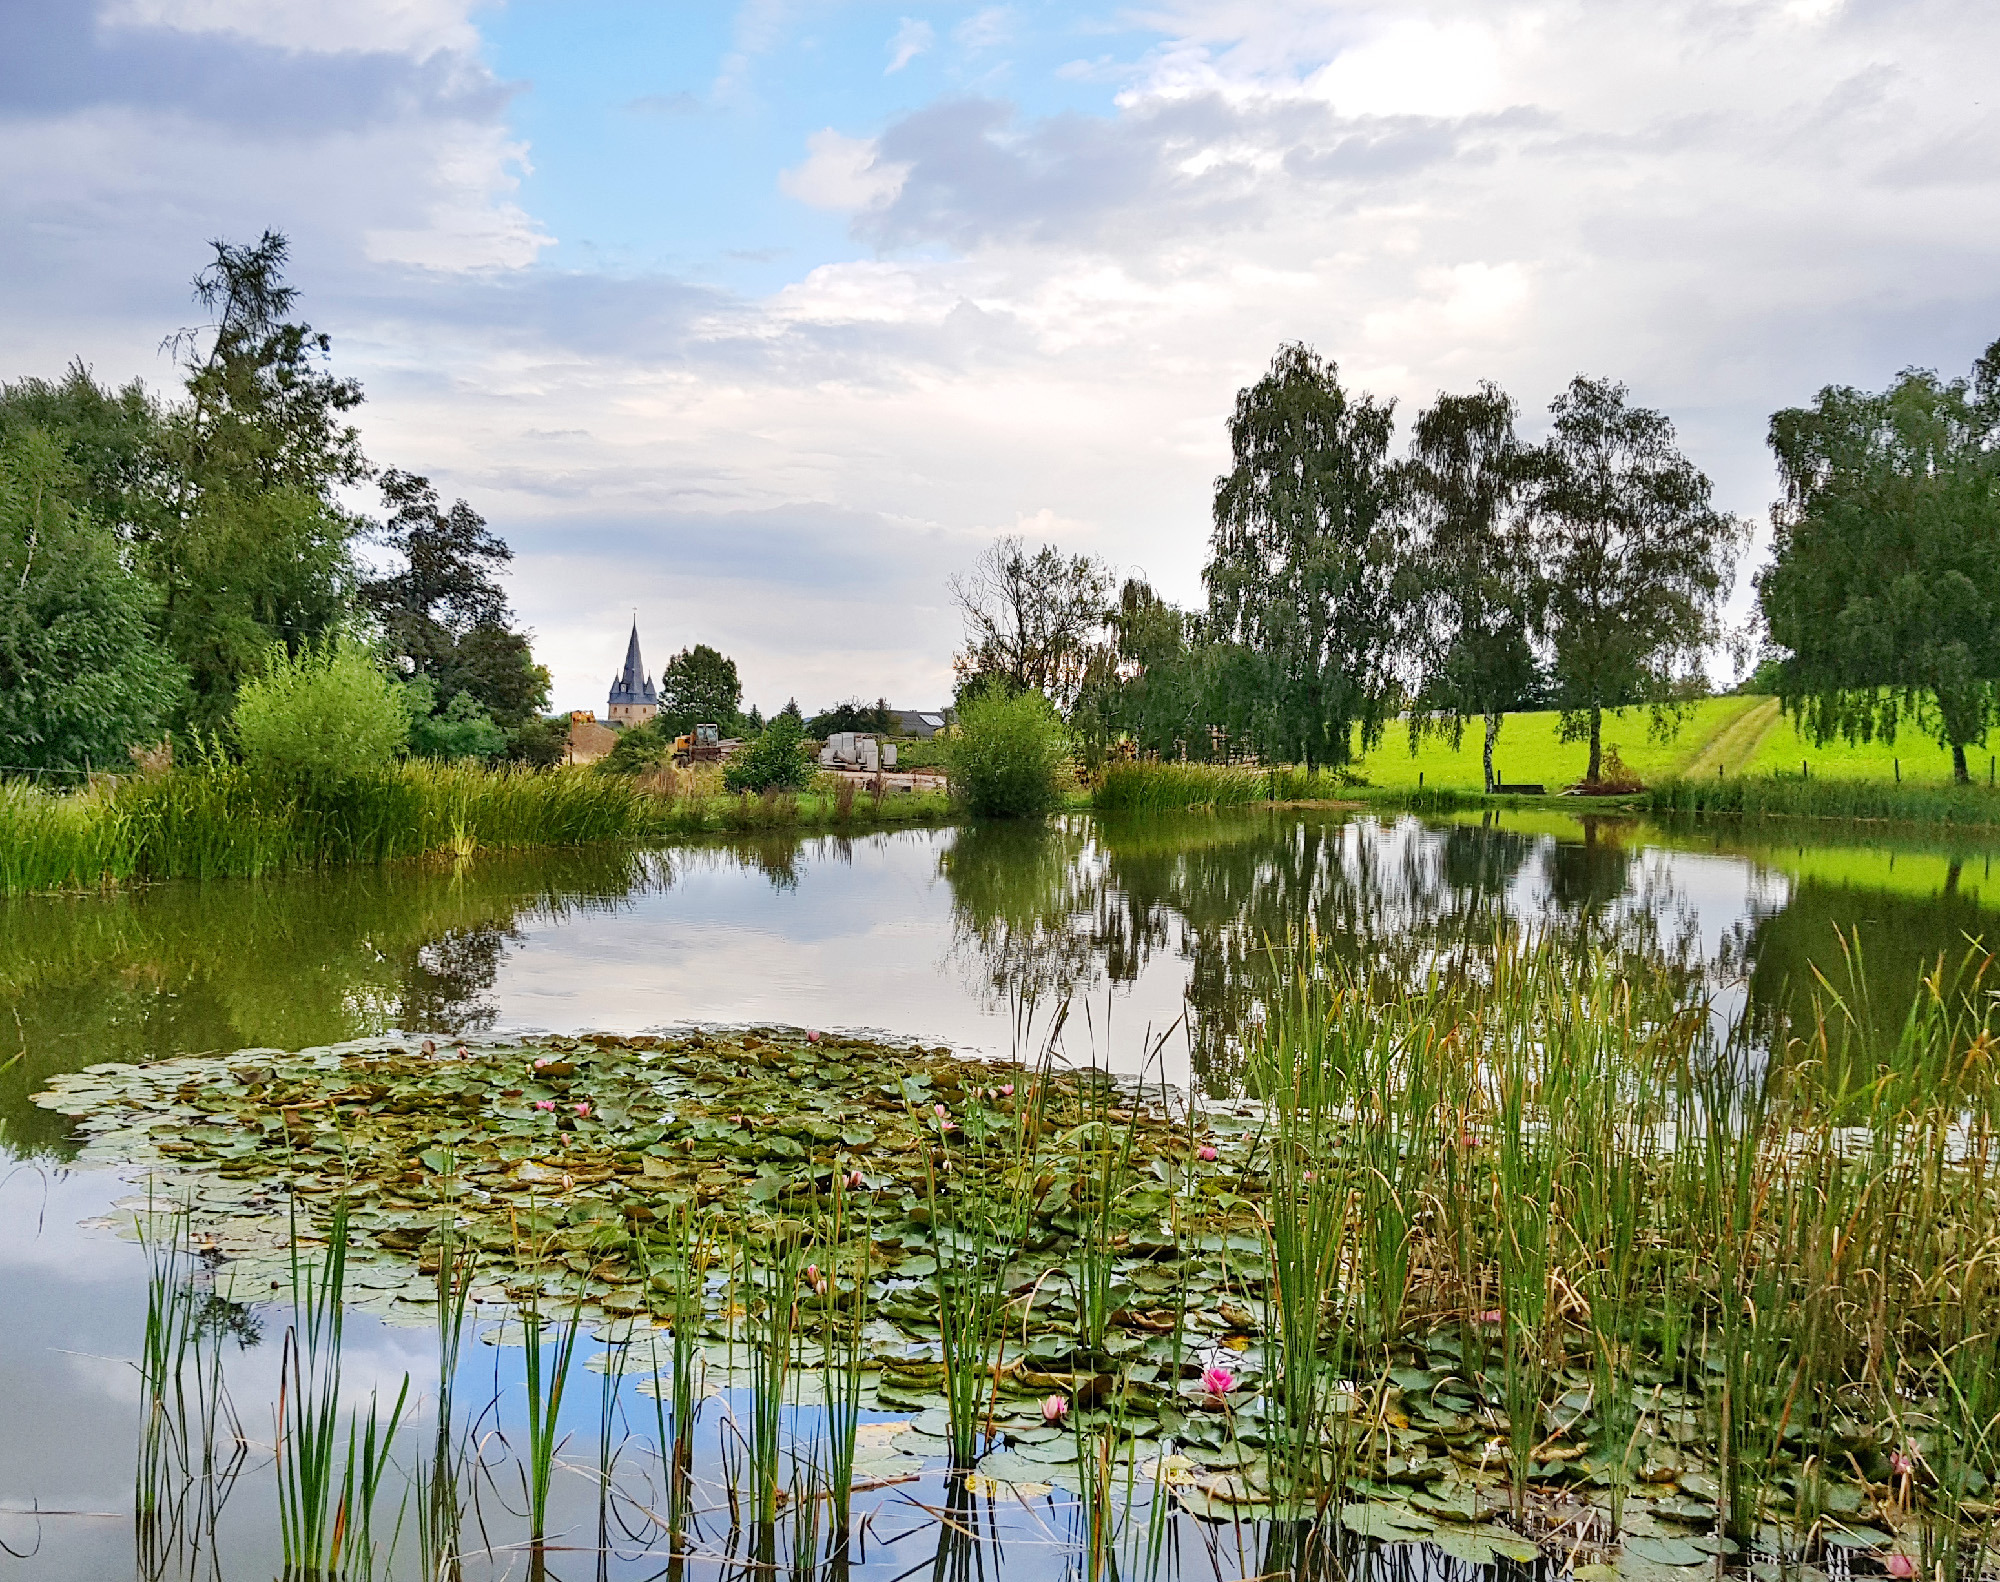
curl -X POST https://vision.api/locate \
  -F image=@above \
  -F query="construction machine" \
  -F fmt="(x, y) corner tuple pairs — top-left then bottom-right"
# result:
(671, 722), (725, 767)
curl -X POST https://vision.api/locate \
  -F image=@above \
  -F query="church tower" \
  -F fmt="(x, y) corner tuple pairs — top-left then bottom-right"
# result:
(606, 619), (659, 725)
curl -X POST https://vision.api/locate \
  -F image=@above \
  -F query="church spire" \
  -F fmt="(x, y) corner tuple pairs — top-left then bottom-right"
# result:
(607, 616), (658, 715)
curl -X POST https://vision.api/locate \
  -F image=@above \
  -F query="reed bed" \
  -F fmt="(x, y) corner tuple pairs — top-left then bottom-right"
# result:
(1650, 772), (2000, 827)
(0, 762), (954, 893)
(1094, 760), (1368, 812)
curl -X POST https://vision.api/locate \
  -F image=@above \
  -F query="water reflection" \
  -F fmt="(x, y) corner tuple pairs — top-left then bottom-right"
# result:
(2, 813), (1995, 1154)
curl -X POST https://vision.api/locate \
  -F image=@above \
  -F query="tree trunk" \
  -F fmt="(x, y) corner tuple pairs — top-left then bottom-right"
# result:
(1953, 741), (1970, 784)
(1483, 713), (1500, 794)
(1588, 707), (1603, 784)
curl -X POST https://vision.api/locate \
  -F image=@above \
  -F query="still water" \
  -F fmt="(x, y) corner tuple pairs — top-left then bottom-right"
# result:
(2, 808), (1995, 1579)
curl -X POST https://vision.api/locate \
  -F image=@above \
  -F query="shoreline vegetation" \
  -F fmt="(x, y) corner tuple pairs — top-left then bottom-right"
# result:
(34, 933), (2000, 1575)
(0, 761), (953, 895)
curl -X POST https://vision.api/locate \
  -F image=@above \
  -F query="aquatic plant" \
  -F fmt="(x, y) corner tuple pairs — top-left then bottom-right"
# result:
(516, 1287), (584, 1553)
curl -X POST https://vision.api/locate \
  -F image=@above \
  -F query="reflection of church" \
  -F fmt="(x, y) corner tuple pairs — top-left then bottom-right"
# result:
(606, 620), (659, 726)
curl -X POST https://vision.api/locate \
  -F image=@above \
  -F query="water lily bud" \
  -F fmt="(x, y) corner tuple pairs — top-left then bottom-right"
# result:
(846, 1169), (865, 1190)
(1042, 1394), (1069, 1424)
(808, 1031), (821, 1043)
(1198, 1145), (1218, 1162)
(1886, 1555), (1916, 1579)
(933, 1103), (948, 1118)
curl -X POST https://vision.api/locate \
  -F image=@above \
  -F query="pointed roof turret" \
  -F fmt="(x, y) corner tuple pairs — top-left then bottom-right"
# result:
(607, 618), (658, 708)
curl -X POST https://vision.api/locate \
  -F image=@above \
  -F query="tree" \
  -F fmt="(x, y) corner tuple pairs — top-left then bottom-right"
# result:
(806, 697), (894, 737)
(1204, 343), (1402, 770)
(1529, 377), (1740, 783)
(1073, 579), (1214, 762)
(361, 470), (549, 731)
(1758, 348), (2000, 783)
(1399, 383), (1542, 792)
(153, 231), (369, 730)
(951, 537), (1112, 713)
(0, 428), (183, 772)
(0, 362), (172, 546)
(658, 644), (743, 735)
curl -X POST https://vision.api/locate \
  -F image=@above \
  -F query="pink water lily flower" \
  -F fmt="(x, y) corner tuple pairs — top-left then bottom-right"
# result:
(573, 1102), (591, 1117)
(533, 1056), (554, 1069)
(1042, 1394), (1069, 1424)
(1198, 1145), (1218, 1162)
(534, 1100), (556, 1112)
(1886, 1554), (1917, 1579)
(1201, 1365), (1236, 1399)
(846, 1169), (866, 1190)
(999, 1084), (1014, 1097)
(808, 1031), (822, 1043)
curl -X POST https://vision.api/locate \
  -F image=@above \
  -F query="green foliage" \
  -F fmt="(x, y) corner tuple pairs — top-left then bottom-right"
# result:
(1758, 344), (2000, 783)
(595, 719), (672, 776)
(154, 232), (369, 731)
(1401, 382), (1542, 791)
(946, 686), (1070, 818)
(1093, 761), (1267, 812)
(0, 427), (184, 773)
(362, 470), (548, 729)
(952, 536), (1113, 711)
(1204, 343), (1402, 769)
(406, 686), (507, 762)
(1531, 376), (1741, 781)
(723, 710), (814, 792)
(1073, 579), (1218, 764)
(658, 643), (743, 736)
(805, 696), (894, 737)
(1648, 774), (2000, 827)
(506, 714), (569, 769)
(233, 637), (409, 781)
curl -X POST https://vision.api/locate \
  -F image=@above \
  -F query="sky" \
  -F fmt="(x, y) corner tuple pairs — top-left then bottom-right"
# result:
(3, 0), (1997, 716)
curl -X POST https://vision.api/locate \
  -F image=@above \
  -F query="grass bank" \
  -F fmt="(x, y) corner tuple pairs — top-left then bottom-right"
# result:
(1648, 773), (2000, 828)
(0, 762), (953, 894)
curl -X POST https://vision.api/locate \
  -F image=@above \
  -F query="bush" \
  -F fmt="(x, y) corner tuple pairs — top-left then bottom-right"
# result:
(596, 719), (671, 775)
(233, 637), (409, 781)
(507, 714), (569, 768)
(723, 710), (815, 792)
(407, 685), (507, 761)
(947, 687), (1069, 818)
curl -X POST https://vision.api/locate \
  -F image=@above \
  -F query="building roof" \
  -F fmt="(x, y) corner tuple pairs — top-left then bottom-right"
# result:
(608, 620), (658, 707)
(893, 709), (949, 738)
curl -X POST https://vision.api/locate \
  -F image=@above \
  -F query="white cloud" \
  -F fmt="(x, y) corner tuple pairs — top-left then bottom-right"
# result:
(778, 129), (908, 212)
(886, 16), (933, 73)
(101, 0), (480, 54)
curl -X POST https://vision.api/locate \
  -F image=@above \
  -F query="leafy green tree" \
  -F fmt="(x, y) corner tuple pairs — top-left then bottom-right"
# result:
(806, 697), (894, 737)
(1399, 383), (1541, 792)
(946, 685), (1070, 817)
(1529, 377), (1740, 783)
(723, 709), (814, 792)
(658, 643), (743, 735)
(1204, 343), (1402, 769)
(232, 636), (408, 782)
(0, 362), (172, 545)
(154, 232), (369, 731)
(505, 714), (570, 769)
(1758, 348), (2000, 783)
(404, 681), (507, 761)
(952, 536), (1112, 713)
(361, 470), (548, 730)
(0, 429), (184, 772)
(1074, 579), (1216, 762)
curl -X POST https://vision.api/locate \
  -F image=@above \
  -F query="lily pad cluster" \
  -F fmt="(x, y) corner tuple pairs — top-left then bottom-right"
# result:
(32, 1030), (1957, 1579)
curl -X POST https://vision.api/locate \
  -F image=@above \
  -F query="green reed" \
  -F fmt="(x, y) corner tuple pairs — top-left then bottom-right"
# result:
(746, 1227), (806, 1529)
(518, 1291), (585, 1552)
(275, 1199), (411, 1580)
(415, 1206), (477, 1582)
(816, 1175), (870, 1546)
(1649, 772), (2000, 828)
(633, 1205), (710, 1551)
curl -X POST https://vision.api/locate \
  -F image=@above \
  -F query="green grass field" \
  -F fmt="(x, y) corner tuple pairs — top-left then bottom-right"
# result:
(1740, 713), (1994, 786)
(1349, 696), (1763, 792)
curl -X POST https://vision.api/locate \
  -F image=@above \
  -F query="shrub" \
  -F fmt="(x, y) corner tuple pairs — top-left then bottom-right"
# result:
(408, 688), (507, 761)
(947, 687), (1069, 818)
(723, 710), (814, 793)
(596, 719), (671, 775)
(233, 638), (409, 782)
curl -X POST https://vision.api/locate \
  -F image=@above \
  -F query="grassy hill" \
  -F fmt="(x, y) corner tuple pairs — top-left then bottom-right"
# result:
(1348, 696), (1764, 792)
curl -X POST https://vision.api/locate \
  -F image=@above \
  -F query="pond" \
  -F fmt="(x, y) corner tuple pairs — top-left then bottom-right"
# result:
(3, 808), (1996, 1581)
